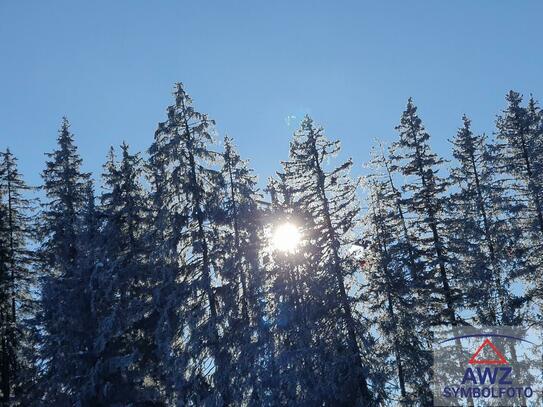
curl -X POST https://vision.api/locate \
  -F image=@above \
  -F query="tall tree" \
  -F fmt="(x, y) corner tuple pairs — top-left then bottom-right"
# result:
(38, 118), (94, 404)
(362, 147), (433, 404)
(447, 116), (528, 326)
(495, 92), (543, 313)
(87, 143), (161, 405)
(219, 136), (269, 404)
(0, 149), (34, 403)
(147, 113), (189, 405)
(0, 156), (13, 403)
(496, 92), (543, 237)
(148, 83), (230, 405)
(264, 175), (324, 405)
(279, 115), (373, 405)
(390, 98), (461, 326)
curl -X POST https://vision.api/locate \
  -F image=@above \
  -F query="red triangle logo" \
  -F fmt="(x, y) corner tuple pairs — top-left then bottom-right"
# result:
(468, 338), (508, 365)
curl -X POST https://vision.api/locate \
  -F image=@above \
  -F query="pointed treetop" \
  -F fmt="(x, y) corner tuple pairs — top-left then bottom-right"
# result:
(397, 97), (423, 130)
(393, 97), (430, 151)
(106, 145), (116, 161)
(224, 134), (233, 149)
(301, 114), (313, 127)
(462, 114), (471, 128)
(506, 90), (522, 106)
(54, 116), (78, 150)
(174, 82), (192, 106)
(121, 141), (131, 155)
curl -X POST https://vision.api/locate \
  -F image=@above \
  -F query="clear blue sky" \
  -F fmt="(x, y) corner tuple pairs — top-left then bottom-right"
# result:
(1, 1), (542, 188)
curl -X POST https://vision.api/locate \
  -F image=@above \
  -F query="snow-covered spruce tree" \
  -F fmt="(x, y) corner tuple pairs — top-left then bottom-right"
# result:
(0, 159), (12, 403)
(494, 92), (543, 312)
(37, 118), (95, 405)
(263, 175), (325, 405)
(218, 136), (269, 404)
(77, 181), (106, 404)
(365, 144), (428, 300)
(148, 83), (231, 405)
(0, 149), (35, 403)
(88, 142), (161, 405)
(361, 148), (433, 405)
(221, 136), (263, 324)
(374, 146), (422, 285)
(447, 116), (527, 326)
(496, 92), (543, 237)
(389, 99), (462, 326)
(147, 116), (188, 405)
(278, 116), (373, 405)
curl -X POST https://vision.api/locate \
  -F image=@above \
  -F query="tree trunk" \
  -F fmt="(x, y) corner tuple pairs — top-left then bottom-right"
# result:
(411, 132), (457, 326)
(181, 110), (231, 405)
(518, 134), (543, 235)
(468, 150), (506, 323)
(383, 156), (418, 282)
(225, 155), (250, 322)
(309, 135), (372, 404)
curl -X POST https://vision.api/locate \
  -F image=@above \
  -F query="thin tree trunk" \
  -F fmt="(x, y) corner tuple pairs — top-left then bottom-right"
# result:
(382, 154), (418, 282)
(1, 329), (9, 403)
(386, 291), (407, 400)
(181, 109), (231, 405)
(371, 202), (407, 400)
(225, 154), (249, 322)
(468, 150), (506, 323)
(411, 132), (457, 326)
(6, 169), (15, 326)
(3, 159), (15, 402)
(309, 135), (372, 404)
(518, 134), (543, 235)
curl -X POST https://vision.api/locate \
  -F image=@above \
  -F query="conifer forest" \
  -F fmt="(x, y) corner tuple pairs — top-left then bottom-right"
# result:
(1, 82), (543, 405)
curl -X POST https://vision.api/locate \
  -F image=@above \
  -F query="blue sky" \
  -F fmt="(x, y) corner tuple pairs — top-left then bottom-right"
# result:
(1, 1), (542, 189)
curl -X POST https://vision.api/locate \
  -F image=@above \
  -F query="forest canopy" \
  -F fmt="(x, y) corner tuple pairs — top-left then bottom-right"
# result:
(0, 84), (542, 406)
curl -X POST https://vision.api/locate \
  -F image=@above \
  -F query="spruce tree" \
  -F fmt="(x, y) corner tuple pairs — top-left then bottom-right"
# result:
(495, 92), (543, 313)
(279, 115), (373, 405)
(390, 99), (461, 327)
(0, 149), (34, 403)
(38, 118), (94, 404)
(219, 136), (268, 404)
(89, 142), (160, 405)
(447, 116), (528, 326)
(362, 147), (433, 404)
(0, 157), (13, 403)
(496, 92), (543, 237)
(147, 121), (188, 405)
(148, 83), (230, 405)
(264, 175), (324, 405)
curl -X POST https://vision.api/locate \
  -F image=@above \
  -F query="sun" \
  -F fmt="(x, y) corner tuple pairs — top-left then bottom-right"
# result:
(272, 222), (302, 253)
